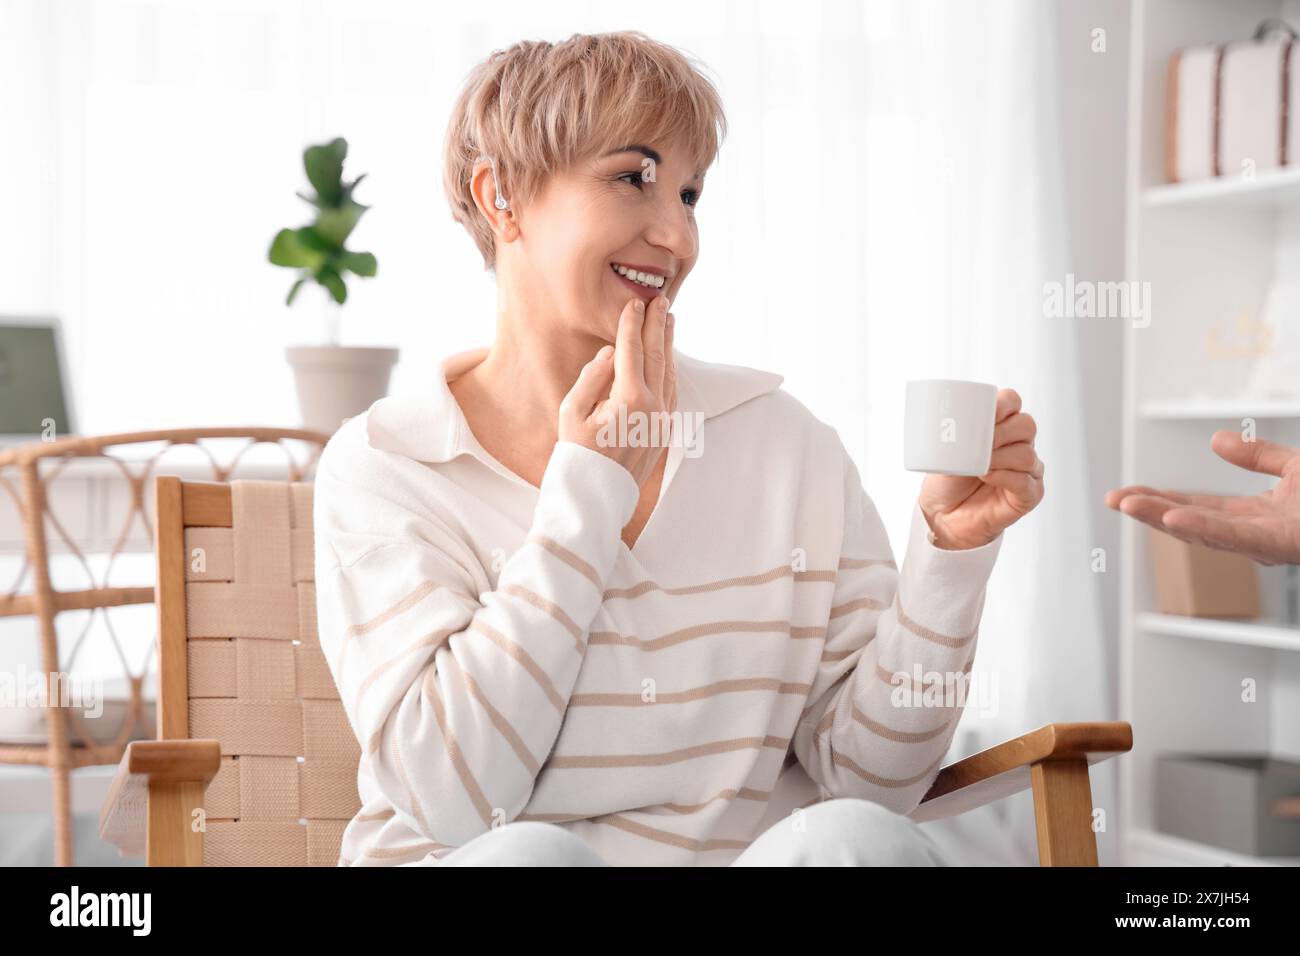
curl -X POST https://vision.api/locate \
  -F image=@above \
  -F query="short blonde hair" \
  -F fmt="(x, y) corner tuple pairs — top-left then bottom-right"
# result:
(442, 31), (728, 270)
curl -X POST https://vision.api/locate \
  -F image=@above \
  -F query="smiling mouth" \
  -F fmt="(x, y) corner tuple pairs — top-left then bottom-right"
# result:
(610, 262), (668, 291)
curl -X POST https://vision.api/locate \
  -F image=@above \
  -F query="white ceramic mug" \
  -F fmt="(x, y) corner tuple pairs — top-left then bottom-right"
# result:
(904, 379), (998, 476)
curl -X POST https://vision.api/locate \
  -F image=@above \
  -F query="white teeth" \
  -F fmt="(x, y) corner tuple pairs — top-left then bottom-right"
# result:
(613, 264), (665, 288)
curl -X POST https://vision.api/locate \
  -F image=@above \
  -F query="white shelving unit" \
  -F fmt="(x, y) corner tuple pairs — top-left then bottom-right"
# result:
(1129, 827), (1300, 867)
(1122, 0), (1300, 866)
(1143, 164), (1300, 208)
(1140, 398), (1300, 419)
(1137, 612), (1300, 652)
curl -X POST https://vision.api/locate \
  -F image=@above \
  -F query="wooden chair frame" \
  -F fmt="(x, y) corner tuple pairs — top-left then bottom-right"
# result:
(99, 476), (1133, 866)
(0, 429), (327, 866)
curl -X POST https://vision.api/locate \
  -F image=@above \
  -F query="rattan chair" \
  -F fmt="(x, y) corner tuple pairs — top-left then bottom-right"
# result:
(100, 474), (1132, 866)
(0, 429), (327, 866)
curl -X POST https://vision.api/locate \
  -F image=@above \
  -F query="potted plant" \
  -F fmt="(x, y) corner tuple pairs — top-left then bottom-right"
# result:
(270, 136), (399, 435)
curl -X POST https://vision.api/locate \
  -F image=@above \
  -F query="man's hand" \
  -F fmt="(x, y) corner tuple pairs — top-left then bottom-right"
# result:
(1105, 430), (1300, 566)
(918, 388), (1046, 550)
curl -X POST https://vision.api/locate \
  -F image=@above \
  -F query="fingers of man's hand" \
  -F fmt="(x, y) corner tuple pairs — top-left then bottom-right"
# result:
(1108, 484), (1272, 516)
(1210, 429), (1299, 478)
(614, 299), (646, 394)
(1106, 485), (1195, 510)
(1105, 487), (1142, 510)
(1117, 493), (1182, 528)
(994, 388), (1022, 423)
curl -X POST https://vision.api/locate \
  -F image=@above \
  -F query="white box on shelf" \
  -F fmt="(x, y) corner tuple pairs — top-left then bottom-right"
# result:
(1220, 35), (1293, 179)
(1292, 37), (1300, 166)
(1166, 45), (1220, 182)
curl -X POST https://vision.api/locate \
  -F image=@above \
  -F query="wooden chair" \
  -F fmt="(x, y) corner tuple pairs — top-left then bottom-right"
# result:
(0, 429), (327, 866)
(99, 476), (1132, 866)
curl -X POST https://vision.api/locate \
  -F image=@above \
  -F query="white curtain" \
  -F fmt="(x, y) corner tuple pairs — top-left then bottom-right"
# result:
(2, 0), (1112, 864)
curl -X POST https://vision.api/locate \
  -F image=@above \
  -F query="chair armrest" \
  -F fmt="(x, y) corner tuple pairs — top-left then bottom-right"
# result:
(908, 721), (1132, 823)
(98, 739), (222, 859)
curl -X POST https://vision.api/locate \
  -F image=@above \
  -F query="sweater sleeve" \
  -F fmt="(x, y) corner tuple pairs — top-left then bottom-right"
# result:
(791, 444), (1002, 815)
(313, 440), (639, 847)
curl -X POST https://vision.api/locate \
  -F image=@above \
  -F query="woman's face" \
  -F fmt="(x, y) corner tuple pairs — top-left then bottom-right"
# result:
(505, 136), (703, 342)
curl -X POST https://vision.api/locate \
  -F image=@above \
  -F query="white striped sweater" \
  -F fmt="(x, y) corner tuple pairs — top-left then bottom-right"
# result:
(312, 347), (1002, 866)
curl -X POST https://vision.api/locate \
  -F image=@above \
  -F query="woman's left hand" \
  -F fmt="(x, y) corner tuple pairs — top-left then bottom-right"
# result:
(917, 388), (1046, 550)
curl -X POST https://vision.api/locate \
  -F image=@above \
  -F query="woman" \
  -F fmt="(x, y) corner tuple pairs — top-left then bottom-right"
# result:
(313, 30), (1045, 866)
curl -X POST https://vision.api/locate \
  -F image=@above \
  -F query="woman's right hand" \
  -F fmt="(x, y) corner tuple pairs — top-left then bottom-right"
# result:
(559, 294), (676, 488)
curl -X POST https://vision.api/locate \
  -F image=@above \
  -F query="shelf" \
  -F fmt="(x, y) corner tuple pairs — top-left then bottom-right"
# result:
(1140, 399), (1300, 420)
(1138, 612), (1300, 651)
(1121, 0), (1300, 880)
(1143, 166), (1300, 209)
(1129, 827), (1300, 867)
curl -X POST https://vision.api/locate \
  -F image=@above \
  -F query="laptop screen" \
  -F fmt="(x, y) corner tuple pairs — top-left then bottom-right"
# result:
(0, 322), (73, 437)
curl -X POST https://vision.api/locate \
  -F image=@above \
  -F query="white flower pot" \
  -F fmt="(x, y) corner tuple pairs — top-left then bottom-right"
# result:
(285, 345), (399, 435)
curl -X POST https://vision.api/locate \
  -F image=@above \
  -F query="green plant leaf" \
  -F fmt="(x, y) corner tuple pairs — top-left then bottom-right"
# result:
(317, 265), (347, 304)
(336, 250), (377, 277)
(304, 138), (347, 207)
(285, 277), (308, 306)
(342, 173), (368, 202)
(274, 136), (376, 314)
(314, 200), (365, 246)
(295, 225), (334, 253)
(268, 228), (326, 269)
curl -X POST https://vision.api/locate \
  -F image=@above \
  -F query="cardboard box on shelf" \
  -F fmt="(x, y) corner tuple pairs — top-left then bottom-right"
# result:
(1149, 526), (1260, 618)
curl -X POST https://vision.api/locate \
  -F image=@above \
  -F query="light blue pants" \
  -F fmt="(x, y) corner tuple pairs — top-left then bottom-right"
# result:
(439, 798), (951, 866)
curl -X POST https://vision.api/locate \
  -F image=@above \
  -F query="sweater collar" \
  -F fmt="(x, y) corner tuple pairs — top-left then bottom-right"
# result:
(364, 346), (784, 465)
